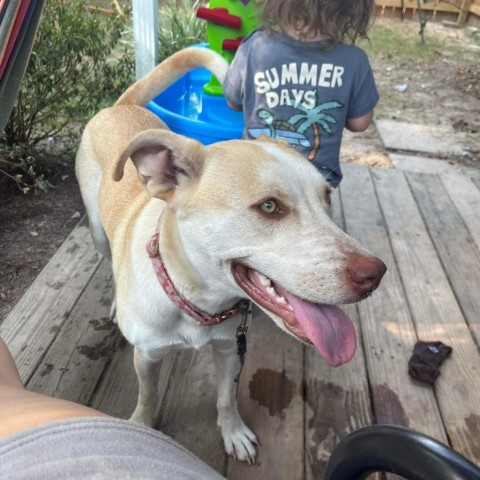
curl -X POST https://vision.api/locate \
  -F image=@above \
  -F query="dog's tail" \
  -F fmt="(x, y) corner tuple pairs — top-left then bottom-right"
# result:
(115, 47), (229, 107)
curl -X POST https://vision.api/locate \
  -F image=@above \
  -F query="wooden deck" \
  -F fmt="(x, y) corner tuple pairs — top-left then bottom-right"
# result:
(1, 164), (480, 479)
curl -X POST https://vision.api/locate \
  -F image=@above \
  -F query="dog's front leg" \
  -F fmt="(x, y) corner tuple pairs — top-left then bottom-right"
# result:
(211, 339), (258, 464)
(130, 347), (163, 427)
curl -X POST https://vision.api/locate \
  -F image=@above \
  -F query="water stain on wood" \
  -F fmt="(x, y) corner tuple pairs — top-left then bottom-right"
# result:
(373, 384), (409, 427)
(89, 318), (115, 331)
(464, 414), (480, 461)
(101, 296), (113, 308)
(306, 380), (364, 479)
(76, 330), (117, 360)
(248, 368), (296, 419)
(66, 243), (80, 254)
(40, 363), (54, 377)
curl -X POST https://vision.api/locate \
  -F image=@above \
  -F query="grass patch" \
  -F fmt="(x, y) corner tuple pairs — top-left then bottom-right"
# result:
(359, 18), (477, 62)
(360, 21), (443, 59)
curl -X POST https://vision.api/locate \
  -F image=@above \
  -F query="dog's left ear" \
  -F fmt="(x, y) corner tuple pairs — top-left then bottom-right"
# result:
(113, 129), (205, 199)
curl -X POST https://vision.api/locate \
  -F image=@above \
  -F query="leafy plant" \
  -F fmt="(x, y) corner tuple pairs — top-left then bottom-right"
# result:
(157, 0), (207, 62)
(120, 0), (208, 68)
(0, 0), (134, 193)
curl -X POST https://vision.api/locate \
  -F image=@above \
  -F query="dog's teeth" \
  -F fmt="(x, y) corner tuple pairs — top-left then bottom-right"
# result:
(288, 304), (294, 311)
(278, 296), (286, 304)
(266, 286), (276, 296)
(256, 272), (271, 287)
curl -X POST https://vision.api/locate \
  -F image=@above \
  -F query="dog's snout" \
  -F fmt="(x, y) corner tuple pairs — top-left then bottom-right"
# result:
(347, 257), (387, 296)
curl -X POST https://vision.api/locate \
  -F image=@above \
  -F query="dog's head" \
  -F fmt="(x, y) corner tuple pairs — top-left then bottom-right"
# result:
(114, 131), (386, 367)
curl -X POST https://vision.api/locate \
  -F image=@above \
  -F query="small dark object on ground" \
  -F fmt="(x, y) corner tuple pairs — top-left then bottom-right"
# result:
(408, 340), (453, 384)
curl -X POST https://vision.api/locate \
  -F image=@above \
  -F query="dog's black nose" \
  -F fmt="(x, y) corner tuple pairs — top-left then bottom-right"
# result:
(347, 257), (387, 296)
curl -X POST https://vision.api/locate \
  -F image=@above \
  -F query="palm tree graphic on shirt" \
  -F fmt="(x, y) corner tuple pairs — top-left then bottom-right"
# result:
(249, 93), (343, 161)
(288, 96), (343, 161)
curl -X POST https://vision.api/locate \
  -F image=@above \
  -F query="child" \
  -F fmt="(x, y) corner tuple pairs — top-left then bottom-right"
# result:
(223, 0), (378, 187)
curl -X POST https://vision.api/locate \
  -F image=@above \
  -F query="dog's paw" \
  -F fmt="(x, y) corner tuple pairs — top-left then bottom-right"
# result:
(221, 422), (258, 464)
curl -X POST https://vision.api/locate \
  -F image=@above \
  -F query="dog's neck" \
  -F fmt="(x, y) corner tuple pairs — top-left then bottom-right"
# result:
(149, 211), (246, 325)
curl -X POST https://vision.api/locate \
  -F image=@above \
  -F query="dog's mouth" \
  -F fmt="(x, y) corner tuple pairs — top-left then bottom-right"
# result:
(232, 263), (356, 367)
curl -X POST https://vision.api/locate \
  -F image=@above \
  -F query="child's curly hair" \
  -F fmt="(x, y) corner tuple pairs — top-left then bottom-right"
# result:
(261, 0), (376, 44)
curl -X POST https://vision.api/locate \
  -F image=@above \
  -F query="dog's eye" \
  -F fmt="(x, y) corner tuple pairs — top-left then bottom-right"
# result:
(260, 199), (280, 214)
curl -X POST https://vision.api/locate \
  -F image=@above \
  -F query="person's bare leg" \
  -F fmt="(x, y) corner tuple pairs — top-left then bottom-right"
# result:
(0, 337), (109, 441)
(0, 336), (23, 389)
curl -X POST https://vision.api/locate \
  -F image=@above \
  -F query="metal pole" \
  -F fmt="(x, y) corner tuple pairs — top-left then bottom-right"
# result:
(132, 0), (158, 80)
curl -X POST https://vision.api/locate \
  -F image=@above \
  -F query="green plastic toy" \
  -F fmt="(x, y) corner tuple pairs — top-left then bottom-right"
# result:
(196, 0), (260, 95)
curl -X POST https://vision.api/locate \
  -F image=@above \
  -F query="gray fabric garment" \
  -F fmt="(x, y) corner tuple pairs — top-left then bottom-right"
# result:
(223, 28), (379, 187)
(0, 417), (226, 479)
(0, 0), (45, 135)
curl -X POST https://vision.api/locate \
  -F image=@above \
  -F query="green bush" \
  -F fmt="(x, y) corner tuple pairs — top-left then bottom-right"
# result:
(0, 0), (134, 193)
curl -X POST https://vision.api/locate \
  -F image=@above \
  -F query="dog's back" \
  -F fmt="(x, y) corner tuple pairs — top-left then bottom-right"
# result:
(76, 48), (229, 257)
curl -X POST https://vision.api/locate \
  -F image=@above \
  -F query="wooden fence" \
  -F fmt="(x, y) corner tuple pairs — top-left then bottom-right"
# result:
(375, 0), (480, 25)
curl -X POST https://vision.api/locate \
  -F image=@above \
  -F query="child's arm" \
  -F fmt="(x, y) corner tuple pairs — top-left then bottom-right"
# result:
(224, 64), (243, 112)
(346, 50), (378, 133)
(223, 41), (248, 112)
(345, 110), (373, 132)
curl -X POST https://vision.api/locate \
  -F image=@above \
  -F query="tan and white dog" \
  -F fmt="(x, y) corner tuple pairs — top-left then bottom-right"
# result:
(76, 47), (386, 463)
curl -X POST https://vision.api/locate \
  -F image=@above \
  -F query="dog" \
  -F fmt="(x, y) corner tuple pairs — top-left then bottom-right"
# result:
(75, 47), (386, 463)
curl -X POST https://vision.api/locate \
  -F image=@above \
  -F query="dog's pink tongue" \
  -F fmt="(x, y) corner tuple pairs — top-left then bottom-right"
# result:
(277, 287), (356, 367)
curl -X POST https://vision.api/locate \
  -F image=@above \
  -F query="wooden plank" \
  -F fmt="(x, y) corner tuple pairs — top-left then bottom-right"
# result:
(91, 340), (227, 473)
(375, 0), (461, 12)
(92, 314), (307, 477)
(0, 223), (102, 383)
(89, 338), (138, 419)
(91, 312), (306, 477)
(408, 1), (460, 13)
(156, 347), (227, 474)
(305, 304), (374, 479)
(227, 310), (305, 480)
(407, 172), (480, 347)
(471, 3), (480, 16)
(304, 188), (374, 480)
(90, 343), (192, 423)
(376, 0), (403, 7)
(340, 165), (447, 442)
(469, 169), (480, 190)
(26, 260), (117, 404)
(458, 0), (472, 24)
(372, 168), (480, 464)
(439, 171), (480, 252)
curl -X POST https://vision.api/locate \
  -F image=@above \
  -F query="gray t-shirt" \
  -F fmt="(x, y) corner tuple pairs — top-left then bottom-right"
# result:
(0, 417), (225, 479)
(223, 28), (379, 187)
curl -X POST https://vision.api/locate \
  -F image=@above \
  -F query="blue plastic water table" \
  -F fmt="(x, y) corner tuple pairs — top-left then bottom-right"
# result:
(147, 62), (244, 145)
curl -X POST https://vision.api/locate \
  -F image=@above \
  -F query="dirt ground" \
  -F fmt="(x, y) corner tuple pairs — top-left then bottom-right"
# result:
(1, 17), (479, 323)
(340, 18), (480, 169)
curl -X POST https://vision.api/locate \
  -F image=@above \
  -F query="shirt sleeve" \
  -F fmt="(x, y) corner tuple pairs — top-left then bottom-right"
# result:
(223, 43), (248, 110)
(347, 51), (379, 120)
